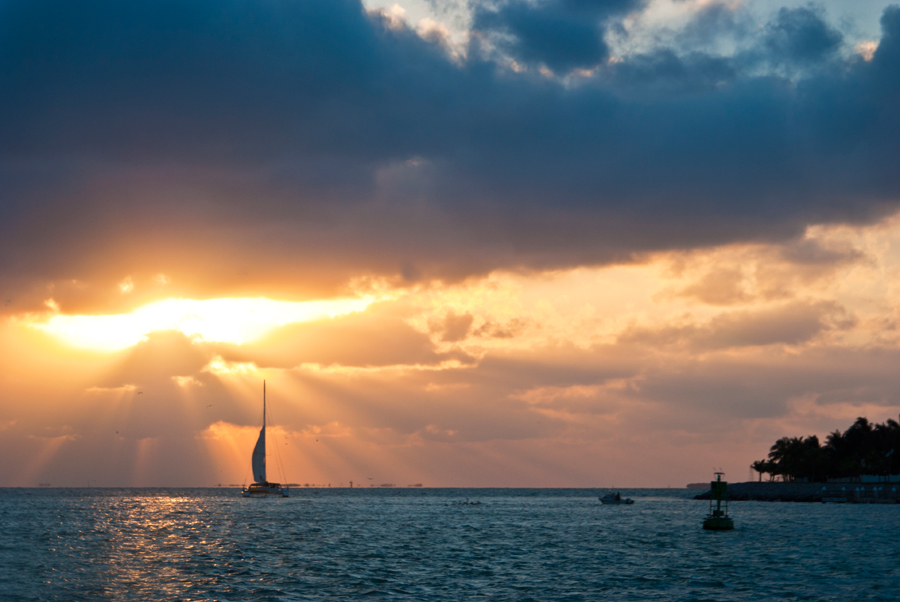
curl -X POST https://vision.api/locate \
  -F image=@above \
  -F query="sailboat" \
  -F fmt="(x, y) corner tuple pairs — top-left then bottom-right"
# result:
(242, 381), (289, 497)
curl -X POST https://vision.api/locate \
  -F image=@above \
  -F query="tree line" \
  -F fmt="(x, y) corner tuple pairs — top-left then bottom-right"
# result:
(751, 416), (900, 483)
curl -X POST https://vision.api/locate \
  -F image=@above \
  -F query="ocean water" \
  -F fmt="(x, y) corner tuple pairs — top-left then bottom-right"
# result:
(1, 488), (898, 601)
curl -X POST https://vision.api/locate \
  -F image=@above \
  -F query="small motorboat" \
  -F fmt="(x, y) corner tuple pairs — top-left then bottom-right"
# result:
(600, 492), (634, 505)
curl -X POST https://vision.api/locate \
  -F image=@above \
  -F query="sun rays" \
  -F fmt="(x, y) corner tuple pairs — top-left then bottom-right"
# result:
(5, 215), (900, 486)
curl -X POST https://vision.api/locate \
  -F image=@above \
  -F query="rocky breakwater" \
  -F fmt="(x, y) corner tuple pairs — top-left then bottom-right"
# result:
(693, 481), (900, 503)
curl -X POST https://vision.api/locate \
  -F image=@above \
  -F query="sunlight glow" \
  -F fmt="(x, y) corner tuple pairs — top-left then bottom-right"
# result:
(27, 296), (379, 352)
(203, 356), (258, 376)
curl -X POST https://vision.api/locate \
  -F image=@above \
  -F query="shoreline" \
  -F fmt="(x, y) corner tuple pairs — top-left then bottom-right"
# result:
(694, 481), (900, 503)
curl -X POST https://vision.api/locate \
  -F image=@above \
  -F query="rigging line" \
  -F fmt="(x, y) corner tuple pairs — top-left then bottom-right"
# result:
(242, 430), (251, 487)
(242, 386), (258, 487)
(267, 393), (289, 485)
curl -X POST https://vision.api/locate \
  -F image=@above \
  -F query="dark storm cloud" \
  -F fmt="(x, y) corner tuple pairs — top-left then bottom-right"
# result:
(2, 0), (900, 300)
(471, 0), (643, 72)
(604, 49), (737, 92)
(762, 6), (844, 66)
(0, 0), (406, 161)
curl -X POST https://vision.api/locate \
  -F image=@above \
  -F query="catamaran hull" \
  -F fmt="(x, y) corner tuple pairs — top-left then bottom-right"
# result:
(242, 483), (289, 497)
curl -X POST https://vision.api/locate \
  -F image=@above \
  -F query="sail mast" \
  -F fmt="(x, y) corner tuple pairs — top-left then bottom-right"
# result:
(250, 380), (268, 483)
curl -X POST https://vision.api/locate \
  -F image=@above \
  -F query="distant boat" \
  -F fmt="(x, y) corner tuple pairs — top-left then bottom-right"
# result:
(600, 492), (634, 505)
(242, 381), (289, 497)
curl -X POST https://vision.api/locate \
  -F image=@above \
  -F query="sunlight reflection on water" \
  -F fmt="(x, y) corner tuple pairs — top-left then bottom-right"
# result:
(1, 488), (898, 601)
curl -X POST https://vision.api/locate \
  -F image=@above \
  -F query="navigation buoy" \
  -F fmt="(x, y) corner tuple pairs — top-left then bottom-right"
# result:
(703, 472), (734, 531)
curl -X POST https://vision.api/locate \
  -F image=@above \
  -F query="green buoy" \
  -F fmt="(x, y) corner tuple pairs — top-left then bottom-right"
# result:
(703, 472), (734, 531)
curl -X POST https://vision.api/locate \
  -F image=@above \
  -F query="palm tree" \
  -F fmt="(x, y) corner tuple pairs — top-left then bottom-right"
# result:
(769, 437), (804, 481)
(760, 416), (900, 483)
(845, 417), (873, 480)
(750, 459), (768, 482)
(824, 429), (846, 479)
(800, 435), (822, 482)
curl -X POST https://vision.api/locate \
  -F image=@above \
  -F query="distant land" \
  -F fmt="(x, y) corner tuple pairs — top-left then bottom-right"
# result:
(693, 481), (900, 503)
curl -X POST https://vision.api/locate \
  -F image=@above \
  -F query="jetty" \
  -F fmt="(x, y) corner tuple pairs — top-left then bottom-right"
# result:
(694, 481), (900, 503)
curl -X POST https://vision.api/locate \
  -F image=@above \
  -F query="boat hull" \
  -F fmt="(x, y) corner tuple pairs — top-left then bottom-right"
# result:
(242, 482), (289, 497)
(600, 496), (634, 505)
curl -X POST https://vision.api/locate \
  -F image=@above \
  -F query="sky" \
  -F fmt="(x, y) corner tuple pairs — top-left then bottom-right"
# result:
(2, 0), (900, 487)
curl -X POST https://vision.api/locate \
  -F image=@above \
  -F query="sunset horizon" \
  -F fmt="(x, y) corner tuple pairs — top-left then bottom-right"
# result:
(3, 0), (900, 490)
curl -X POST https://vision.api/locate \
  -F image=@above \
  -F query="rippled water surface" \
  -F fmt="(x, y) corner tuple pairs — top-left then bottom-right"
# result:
(1, 488), (898, 601)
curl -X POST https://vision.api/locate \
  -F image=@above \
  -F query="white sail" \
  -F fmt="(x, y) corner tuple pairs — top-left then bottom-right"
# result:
(251, 380), (267, 483)
(251, 425), (266, 483)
